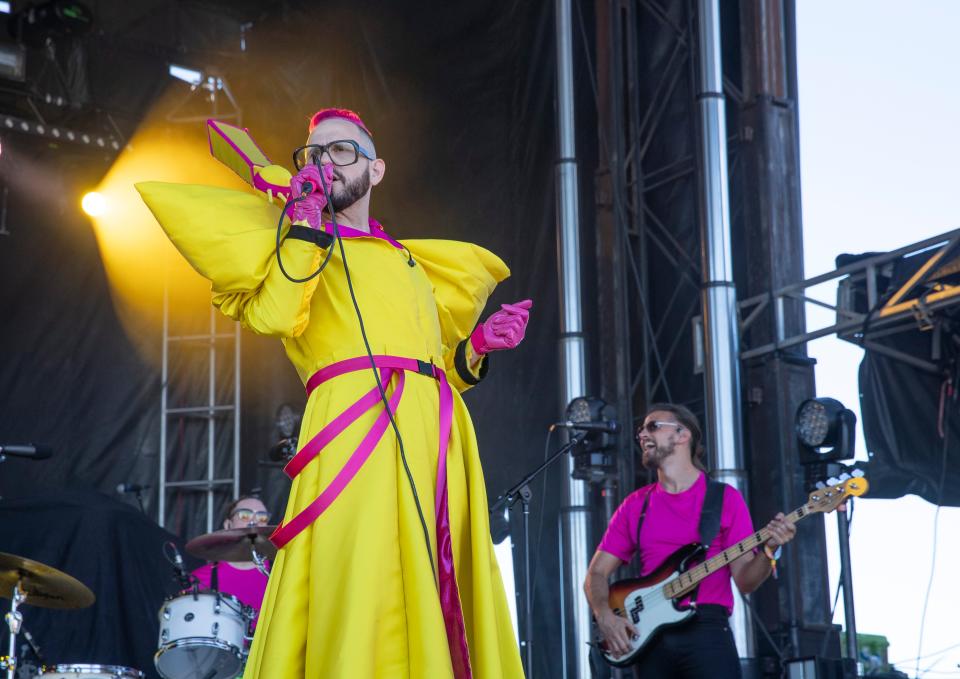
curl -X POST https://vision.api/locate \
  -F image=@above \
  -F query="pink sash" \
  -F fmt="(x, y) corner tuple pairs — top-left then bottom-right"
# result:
(269, 355), (472, 679)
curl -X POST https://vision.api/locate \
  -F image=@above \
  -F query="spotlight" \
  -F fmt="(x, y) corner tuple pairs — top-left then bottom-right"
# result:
(565, 396), (618, 482)
(168, 64), (203, 86)
(81, 191), (106, 217)
(795, 397), (856, 464)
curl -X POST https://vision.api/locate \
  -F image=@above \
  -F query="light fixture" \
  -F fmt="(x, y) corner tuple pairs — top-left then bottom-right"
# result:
(81, 191), (106, 217)
(168, 64), (203, 87)
(795, 397), (856, 464)
(565, 396), (617, 482)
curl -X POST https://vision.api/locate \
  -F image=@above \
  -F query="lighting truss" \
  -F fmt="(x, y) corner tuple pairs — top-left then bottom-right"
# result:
(692, 228), (960, 372)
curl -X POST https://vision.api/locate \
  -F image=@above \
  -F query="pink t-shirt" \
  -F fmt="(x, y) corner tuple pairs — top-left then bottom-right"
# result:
(192, 562), (269, 625)
(597, 473), (754, 612)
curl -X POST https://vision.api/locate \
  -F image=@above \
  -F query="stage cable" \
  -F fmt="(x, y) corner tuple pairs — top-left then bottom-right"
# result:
(913, 365), (955, 678)
(309, 166), (437, 585)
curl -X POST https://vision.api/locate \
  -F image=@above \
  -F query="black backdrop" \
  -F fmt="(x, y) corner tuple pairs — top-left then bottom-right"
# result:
(0, 1), (591, 675)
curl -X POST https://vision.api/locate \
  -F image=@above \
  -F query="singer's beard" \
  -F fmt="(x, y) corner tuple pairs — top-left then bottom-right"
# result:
(329, 168), (371, 212)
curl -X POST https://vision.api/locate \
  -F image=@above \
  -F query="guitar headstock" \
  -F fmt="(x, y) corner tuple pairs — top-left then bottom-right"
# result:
(806, 475), (869, 514)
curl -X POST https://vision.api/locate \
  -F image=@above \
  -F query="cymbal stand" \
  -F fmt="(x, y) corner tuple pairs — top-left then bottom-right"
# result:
(250, 546), (270, 578)
(3, 581), (24, 679)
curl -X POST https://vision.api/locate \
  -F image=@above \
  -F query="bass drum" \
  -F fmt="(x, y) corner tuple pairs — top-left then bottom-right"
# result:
(154, 590), (248, 679)
(42, 665), (145, 678)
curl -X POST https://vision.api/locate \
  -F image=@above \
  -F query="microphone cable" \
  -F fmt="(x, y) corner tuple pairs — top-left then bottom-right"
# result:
(280, 165), (437, 584)
(275, 188), (337, 284)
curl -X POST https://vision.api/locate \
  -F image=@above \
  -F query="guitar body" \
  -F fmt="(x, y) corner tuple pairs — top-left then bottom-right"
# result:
(600, 543), (705, 668)
(595, 474), (869, 669)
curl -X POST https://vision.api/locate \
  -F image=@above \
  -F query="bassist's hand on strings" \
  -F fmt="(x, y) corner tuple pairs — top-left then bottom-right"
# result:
(595, 610), (638, 658)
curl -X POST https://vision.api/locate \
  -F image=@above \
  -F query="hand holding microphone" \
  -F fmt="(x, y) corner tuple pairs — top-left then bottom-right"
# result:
(470, 299), (533, 355)
(289, 163), (335, 229)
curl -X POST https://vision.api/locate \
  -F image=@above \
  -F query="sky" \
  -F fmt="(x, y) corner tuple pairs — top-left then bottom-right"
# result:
(796, 2), (960, 676)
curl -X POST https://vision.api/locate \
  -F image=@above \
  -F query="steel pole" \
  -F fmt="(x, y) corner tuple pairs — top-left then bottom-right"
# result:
(695, 0), (753, 659)
(555, 0), (591, 676)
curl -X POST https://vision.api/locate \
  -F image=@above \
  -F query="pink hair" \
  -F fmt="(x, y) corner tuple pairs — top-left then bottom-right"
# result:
(308, 108), (373, 137)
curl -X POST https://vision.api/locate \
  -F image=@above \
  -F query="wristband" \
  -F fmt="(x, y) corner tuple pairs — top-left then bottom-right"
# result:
(763, 544), (782, 579)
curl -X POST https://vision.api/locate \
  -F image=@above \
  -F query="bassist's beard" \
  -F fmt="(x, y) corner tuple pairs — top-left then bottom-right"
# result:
(641, 441), (675, 470)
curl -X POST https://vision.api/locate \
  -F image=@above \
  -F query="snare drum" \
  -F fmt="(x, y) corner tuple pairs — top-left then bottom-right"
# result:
(154, 590), (248, 679)
(42, 665), (144, 678)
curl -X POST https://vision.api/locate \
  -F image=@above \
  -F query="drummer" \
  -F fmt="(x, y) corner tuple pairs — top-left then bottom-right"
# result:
(191, 496), (271, 627)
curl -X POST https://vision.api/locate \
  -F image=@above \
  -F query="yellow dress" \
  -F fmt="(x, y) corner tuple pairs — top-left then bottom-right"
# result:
(137, 182), (525, 679)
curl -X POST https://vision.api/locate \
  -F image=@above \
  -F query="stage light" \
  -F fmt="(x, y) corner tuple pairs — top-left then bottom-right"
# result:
(795, 397), (856, 464)
(565, 396), (617, 482)
(169, 64), (203, 87)
(81, 191), (107, 217)
(0, 41), (26, 82)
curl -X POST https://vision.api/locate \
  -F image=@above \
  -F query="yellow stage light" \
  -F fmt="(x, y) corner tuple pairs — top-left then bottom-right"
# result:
(81, 191), (107, 217)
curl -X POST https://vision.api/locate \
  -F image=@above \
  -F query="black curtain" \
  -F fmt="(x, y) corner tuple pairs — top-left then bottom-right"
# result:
(1, 0), (569, 673)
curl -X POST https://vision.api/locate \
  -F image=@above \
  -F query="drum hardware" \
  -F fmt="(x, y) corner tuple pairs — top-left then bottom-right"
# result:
(185, 526), (278, 567)
(0, 553), (95, 679)
(40, 664), (144, 678)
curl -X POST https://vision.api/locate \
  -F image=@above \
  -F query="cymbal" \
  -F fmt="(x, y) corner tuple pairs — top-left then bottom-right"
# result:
(0, 552), (95, 609)
(186, 526), (278, 563)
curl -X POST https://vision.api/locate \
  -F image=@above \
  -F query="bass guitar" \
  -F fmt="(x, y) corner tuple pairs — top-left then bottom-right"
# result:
(599, 474), (868, 667)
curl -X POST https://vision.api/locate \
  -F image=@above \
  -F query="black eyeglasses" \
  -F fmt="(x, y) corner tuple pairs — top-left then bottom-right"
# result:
(635, 420), (683, 440)
(292, 139), (375, 170)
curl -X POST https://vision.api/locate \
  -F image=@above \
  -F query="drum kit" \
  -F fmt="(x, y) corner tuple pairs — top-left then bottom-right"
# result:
(1, 525), (277, 679)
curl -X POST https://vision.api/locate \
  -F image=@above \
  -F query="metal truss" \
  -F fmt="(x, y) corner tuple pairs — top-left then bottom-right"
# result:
(596, 0), (744, 437)
(692, 229), (960, 374)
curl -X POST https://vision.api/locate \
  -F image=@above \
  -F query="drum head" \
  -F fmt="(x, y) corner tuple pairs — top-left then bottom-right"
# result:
(154, 637), (244, 679)
(42, 665), (145, 678)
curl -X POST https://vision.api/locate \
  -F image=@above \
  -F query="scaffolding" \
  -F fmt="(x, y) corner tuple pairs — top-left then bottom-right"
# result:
(158, 72), (243, 535)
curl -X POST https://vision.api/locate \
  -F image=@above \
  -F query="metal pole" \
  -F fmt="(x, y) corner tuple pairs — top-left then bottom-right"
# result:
(694, 0), (753, 658)
(837, 503), (859, 664)
(160, 284), (169, 528)
(555, 0), (591, 676)
(522, 496), (533, 676)
(207, 306), (216, 533)
(234, 323), (241, 501)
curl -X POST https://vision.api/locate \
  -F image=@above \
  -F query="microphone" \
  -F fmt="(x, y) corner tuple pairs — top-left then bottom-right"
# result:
(550, 420), (620, 434)
(116, 483), (151, 494)
(0, 444), (52, 460)
(299, 180), (316, 196)
(22, 626), (44, 664)
(166, 542), (193, 590)
(268, 438), (297, 463)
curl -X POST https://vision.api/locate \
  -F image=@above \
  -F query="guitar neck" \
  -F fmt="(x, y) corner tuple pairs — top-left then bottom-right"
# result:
(663, 502), (813, 600)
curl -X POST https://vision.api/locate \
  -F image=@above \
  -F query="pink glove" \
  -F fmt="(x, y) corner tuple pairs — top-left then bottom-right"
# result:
(289, 163), (335, 228)
(470, 299), (533, 355)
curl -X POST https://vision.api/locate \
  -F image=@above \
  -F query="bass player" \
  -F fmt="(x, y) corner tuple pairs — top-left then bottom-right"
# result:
(583, 403), (796, 678)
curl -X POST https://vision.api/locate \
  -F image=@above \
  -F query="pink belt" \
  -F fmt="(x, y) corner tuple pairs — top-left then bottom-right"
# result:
(269, 354), (472, 679)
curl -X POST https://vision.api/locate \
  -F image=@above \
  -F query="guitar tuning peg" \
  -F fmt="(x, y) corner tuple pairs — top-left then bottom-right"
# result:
(838, 473), (851, 482)
(815, 481), (826, 490)
(827, 477), (840, 486)
(852, 469), (865, 478)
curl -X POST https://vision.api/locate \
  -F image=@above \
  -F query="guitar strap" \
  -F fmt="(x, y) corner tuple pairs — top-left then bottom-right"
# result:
(688, 477), (726, 608)
(698, 477), (726, 549)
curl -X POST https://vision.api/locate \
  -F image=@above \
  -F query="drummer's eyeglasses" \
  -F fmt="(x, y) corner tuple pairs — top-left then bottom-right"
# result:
(635, 421), (683, 440)
(293, 140), (375, 170)
(231, 508), (271, 525)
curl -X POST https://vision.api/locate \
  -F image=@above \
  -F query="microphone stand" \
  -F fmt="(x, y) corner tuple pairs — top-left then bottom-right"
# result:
(488, 431), (587, 679)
